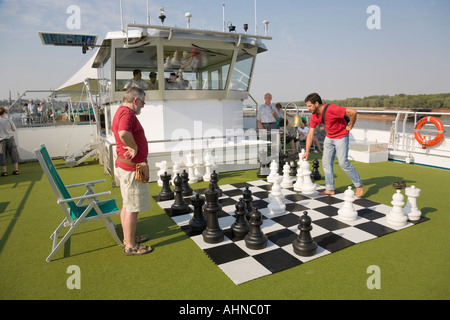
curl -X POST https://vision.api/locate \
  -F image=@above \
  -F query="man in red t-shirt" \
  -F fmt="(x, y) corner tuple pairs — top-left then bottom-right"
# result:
(302, 93), (363, 197)
(112, 87), (152, 255)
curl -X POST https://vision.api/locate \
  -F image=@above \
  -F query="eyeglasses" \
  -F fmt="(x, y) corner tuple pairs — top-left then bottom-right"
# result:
(135, 98), (145, 105)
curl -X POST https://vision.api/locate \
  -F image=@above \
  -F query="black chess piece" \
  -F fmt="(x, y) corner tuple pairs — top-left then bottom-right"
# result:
(278, 152), (287, 175)
(181, 169), (193, 196)
(189, 193), (207, 235)
(202, 183), (224, 244)
(289, 155), (298, 177)
(170, 173), (189, 215)
(231, 199), (250, 240)
(244, 207), (268, 250)
(242, 186), (253, 221)
(311, 158), (322, 181)
(292, 211), (318, 257)
(159, 171), (174, 201)
(210, 170), (222, 197)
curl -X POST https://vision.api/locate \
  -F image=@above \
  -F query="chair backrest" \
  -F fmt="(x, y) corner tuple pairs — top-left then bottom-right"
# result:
(35, 144), (78, 214)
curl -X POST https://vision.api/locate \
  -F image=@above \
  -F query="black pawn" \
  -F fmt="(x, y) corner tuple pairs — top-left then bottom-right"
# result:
(181, 170), (193, 196)
(278, 152), (287, 175)
(231, 199), (250, 240)
(242, 186), (253, 221)
(170, 173), (189, 215)
(244, 207), (268, 250)
(202, 183), (224, 244)
(210, 170), (222, 197)
(292, 211), (318, 257)
(289, 156), (298, 176)
(311, 159), (322, 180)
(159, 171), (174, 201)
(189, 194), (207, 235)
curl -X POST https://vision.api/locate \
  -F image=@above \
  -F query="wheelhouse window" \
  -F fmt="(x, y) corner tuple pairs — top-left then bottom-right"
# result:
(229, 49), (255, 92)
(114, 45), (158, 91)
(163, 45), (233, 90)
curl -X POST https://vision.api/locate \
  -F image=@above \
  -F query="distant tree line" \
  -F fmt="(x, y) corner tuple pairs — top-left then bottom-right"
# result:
(292, 93), (450, 109)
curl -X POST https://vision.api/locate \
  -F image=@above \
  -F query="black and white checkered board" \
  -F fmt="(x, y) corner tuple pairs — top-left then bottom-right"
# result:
(154, 180), (428, 285)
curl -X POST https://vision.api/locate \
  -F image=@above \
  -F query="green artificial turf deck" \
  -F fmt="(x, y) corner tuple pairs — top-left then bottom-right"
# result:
(0, 155), (449, 300)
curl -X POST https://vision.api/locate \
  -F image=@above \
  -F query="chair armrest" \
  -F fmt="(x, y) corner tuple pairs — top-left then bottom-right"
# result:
(65, 179), (106, 188)
(57, 191), (111, 204)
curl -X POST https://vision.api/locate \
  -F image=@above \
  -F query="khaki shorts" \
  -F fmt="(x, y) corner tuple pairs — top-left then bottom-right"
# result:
(115, 167), (151, 212)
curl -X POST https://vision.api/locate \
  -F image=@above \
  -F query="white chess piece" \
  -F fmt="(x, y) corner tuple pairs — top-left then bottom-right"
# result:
(404, 185), (421, 221)
(171, 162), (181, 185)
(300, 160), (316, 195)
(386, 190), (407, 227)
(293, 159), (304, 192)
(164, 56), (171, 69)
(280, 163), (293, 188)
(337, 186), (358, 222)
(268, 174), (286, 215)
(203, 151), (212, 181)
(185, 153), (197, 183)
(294, 168), (303, 191)
(267, 159), (278, 183)
(171, 51), (180, 66)
(194, 158), (203, 181)
(155, 160), (167, 187)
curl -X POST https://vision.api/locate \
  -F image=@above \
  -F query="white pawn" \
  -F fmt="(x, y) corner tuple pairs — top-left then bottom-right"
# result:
(386, 190), (407, 227)
(268, 175), (286, 215)
(280, 163), (293, 188)
(171, 162), (181, 185)
(203, 152), (212, 181)
(185, 153), (197, 184)
(267, 159), (278, 183)
(404, 185), (422, 221)
(337, 186), (358, 222)
(300, 160), (316, 195)
(293, 159), (304, 192)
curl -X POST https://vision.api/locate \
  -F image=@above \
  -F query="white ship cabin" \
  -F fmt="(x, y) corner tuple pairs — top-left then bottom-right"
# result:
(91, 23), (272, 181)
(93, 24), (271, 142)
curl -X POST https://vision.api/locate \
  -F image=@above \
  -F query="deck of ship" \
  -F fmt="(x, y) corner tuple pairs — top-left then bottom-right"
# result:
(0, 153), (448, 300)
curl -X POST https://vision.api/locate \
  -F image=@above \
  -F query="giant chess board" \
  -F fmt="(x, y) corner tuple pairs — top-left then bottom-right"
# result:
(153, 180), (428, 285)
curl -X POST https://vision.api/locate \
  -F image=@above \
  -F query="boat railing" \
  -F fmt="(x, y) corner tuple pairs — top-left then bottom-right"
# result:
(245, 106), (449, 159)
(97, 130), (282, 186)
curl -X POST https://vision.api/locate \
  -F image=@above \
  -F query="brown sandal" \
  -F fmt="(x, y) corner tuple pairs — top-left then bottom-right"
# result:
(123, 244), (153, 256)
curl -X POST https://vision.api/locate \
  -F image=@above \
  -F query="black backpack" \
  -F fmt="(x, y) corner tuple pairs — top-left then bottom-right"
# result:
(322, 104), (350, 125)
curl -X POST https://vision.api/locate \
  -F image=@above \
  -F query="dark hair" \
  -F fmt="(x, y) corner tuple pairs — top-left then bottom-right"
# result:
(133, 69), (141, 76)
(305, 93), (322, 104)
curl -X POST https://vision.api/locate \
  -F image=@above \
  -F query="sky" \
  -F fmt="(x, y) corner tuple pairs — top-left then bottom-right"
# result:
(0, 0), (449, 104)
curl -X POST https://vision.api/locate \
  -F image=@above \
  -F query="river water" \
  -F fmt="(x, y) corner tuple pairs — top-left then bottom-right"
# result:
(244, 113), (450, 137)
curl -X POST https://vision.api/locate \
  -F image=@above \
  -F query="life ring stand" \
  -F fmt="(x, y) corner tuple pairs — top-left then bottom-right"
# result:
(414, 116), (445, 149)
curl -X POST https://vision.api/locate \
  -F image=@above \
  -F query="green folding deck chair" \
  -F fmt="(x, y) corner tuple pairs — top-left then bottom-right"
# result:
(35, 144), (122, 262)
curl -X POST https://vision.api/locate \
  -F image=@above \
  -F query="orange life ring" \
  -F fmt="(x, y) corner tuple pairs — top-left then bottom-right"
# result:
(414, 116), (445, 148)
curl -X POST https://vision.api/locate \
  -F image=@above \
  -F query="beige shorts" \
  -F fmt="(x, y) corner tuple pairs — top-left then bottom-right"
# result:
(115, 167), (151, 212)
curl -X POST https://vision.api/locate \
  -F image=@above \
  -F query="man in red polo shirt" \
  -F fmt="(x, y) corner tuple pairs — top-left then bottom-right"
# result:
(302, 93), (364, 197)
(112, 87), (152, 255)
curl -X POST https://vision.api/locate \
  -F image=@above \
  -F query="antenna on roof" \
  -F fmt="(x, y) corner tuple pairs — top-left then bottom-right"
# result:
(185, 12), (192, 29)
(254, 0), (258, 35)
(120, 0), (124, 32)
(147, 0), (150, 25)
(222, 4), (226, 32)
(159, 7), (166, 26)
